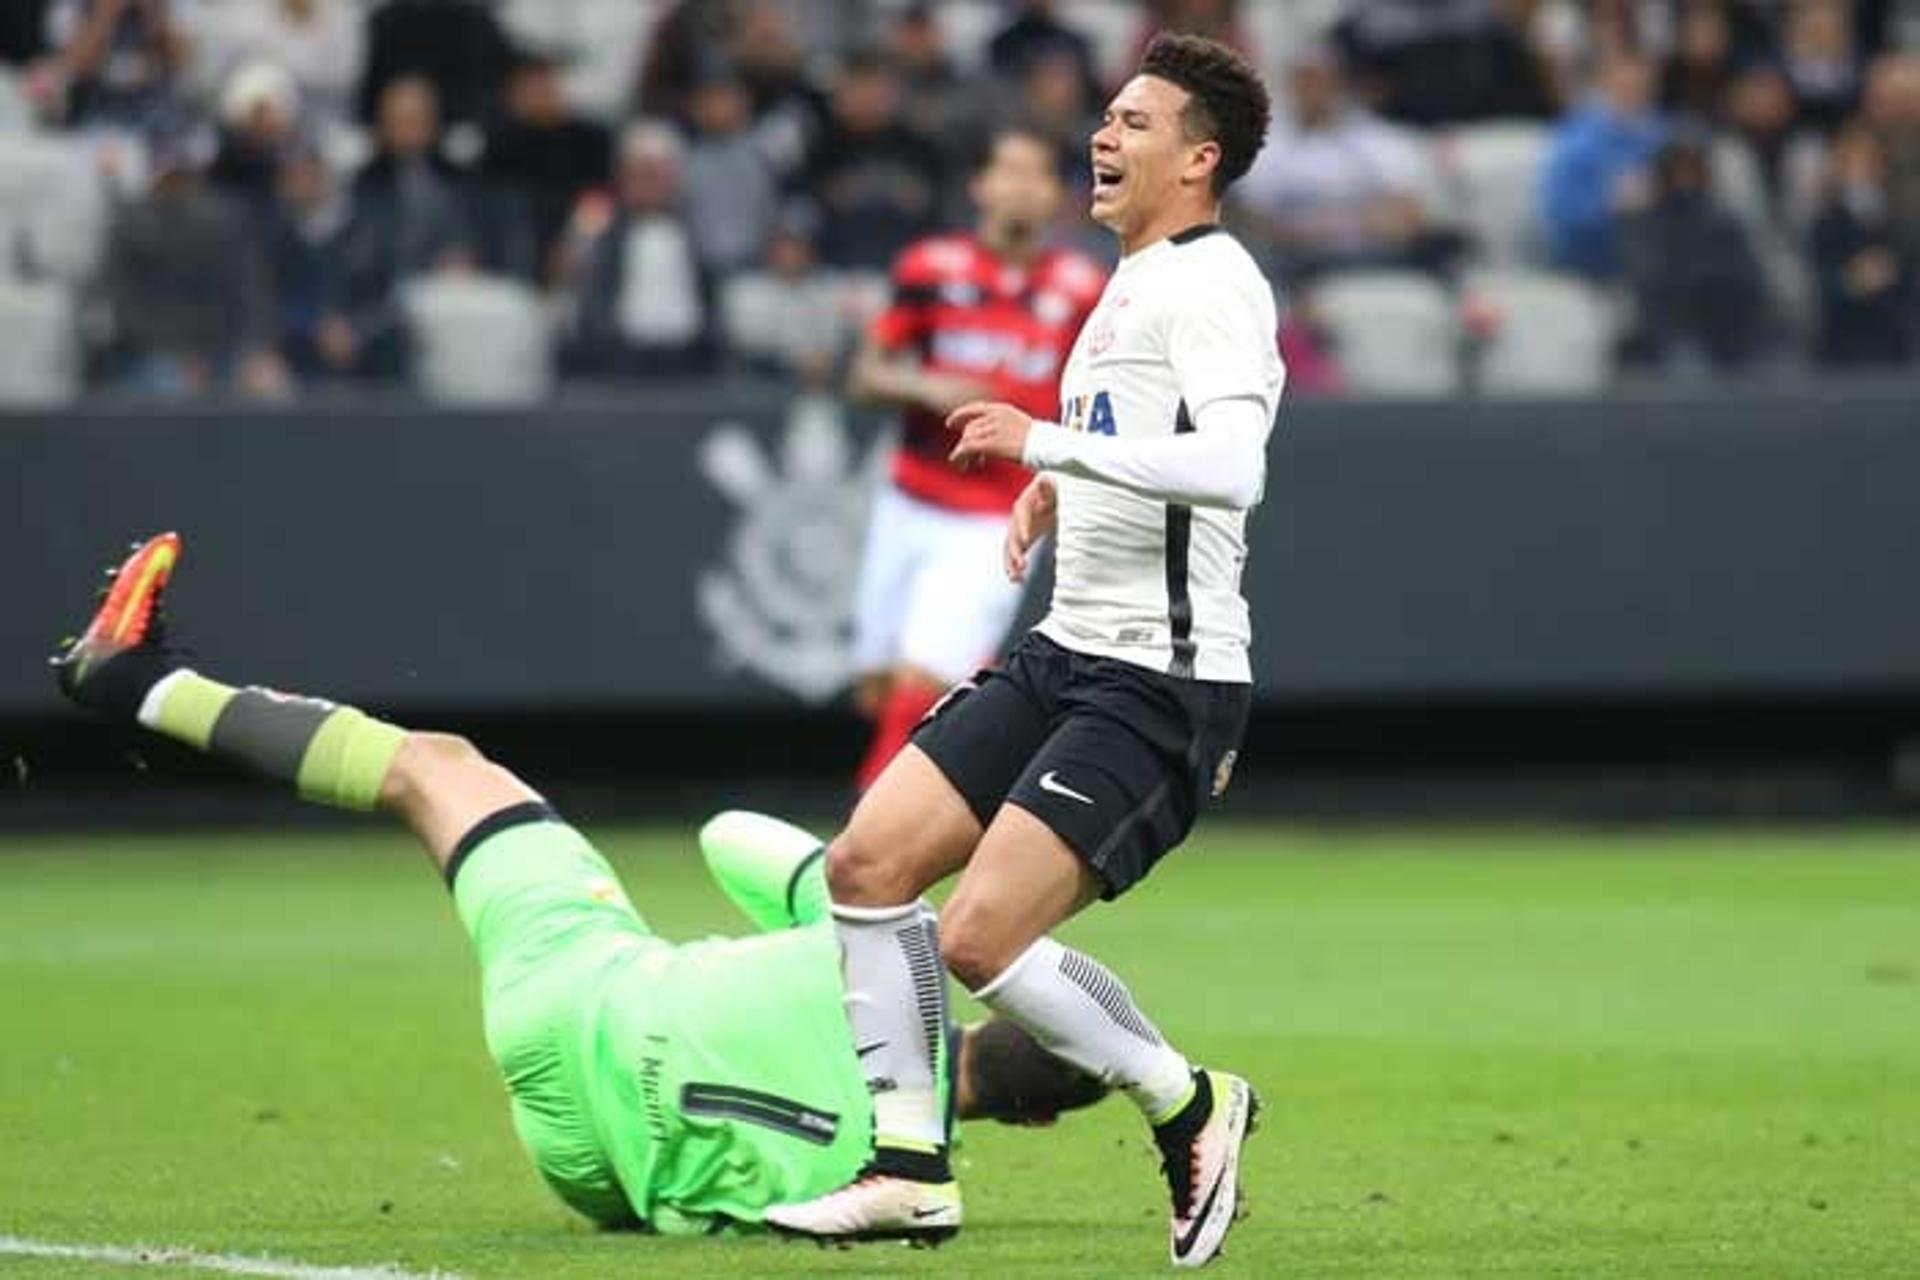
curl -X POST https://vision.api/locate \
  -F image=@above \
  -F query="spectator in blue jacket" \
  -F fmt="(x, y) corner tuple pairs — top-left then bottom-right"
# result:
(1540, 50), (1665, 279)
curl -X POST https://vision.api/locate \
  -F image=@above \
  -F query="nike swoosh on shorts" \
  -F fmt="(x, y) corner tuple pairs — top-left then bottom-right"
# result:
(1038, 771), (1095, 805)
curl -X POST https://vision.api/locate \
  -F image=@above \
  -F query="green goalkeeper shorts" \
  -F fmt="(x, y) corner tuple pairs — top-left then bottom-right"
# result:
(449, 803), (661, 1227)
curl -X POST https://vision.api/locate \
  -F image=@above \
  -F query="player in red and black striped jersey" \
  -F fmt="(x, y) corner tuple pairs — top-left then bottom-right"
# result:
(847, 126), (1106, 790)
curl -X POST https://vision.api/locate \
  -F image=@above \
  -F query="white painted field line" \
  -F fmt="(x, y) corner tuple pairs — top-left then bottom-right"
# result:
(0, 1235), (460, 1280)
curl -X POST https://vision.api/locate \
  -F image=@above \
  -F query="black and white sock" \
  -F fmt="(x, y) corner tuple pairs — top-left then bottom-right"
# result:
(972, 935), (1194, 1123)
(833, 900), (949, 1160)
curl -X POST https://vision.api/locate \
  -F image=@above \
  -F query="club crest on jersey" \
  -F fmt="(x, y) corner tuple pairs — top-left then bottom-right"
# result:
(1086, 294), (1129, 356)
(1062, 390), (1117, 436)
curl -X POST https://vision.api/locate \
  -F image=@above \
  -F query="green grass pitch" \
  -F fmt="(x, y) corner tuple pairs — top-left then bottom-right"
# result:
(3, 822), (1918, 1277)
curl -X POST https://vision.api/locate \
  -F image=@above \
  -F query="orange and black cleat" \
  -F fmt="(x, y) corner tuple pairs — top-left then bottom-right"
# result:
(52, 532), (183, 706)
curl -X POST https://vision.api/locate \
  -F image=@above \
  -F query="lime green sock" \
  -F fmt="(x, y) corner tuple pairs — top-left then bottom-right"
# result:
(137, 669), (406, 811)
(292, 705), (408, 811)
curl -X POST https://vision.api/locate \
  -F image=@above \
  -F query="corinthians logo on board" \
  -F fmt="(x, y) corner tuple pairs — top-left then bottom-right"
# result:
(696, 395), (885, 702)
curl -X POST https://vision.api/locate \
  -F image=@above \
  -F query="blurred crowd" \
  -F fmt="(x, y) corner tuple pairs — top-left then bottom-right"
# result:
(0, 0), (1916, 402)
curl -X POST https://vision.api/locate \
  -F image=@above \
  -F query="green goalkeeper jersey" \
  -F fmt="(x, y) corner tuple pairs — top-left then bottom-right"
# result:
(453, 810), (941, 1235)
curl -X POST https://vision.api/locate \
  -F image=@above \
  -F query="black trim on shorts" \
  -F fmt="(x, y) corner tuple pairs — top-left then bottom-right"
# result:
(444, 801), (560, 889)
(783, 845), (826, 923)
(1169, 222), (1223, 245)
(1166, 400), (1197, 679)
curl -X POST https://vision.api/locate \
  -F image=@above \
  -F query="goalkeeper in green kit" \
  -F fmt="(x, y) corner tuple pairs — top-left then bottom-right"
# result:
(52, 533), (1105, 1242)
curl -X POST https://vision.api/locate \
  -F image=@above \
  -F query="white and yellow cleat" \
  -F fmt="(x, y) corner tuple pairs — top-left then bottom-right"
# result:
(1162, 1070), (1260, 1268)
(763, 1172), (962, 1247)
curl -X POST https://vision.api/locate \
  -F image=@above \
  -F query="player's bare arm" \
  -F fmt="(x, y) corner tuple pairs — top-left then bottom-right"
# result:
(847, 335), (992, 417)
(1004, 475), (1057, 583)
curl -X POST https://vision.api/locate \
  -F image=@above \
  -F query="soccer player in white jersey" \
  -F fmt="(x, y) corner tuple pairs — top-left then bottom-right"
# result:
(766, 34), (1280, 1268)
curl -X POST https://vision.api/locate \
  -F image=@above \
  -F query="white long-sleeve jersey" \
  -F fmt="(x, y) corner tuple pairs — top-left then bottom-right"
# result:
(1023, 224), (1285, 683)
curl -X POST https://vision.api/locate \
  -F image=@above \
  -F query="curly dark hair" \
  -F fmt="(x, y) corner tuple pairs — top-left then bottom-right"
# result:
(1137, 32), (1272, 196)
(965, 1018), (1109, 1125)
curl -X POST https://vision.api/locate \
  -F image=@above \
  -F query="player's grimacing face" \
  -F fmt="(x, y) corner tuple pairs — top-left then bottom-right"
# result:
(1089, 75), (1204, 232)
(973, 135), (1064, 238)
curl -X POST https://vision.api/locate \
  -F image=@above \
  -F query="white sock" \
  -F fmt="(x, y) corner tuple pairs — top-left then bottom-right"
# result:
(973, 935), (1194, 1123)
(833, 900), (948, 1152)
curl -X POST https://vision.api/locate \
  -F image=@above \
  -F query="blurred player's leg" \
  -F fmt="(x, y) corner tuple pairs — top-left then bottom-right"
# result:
(848, 487), (920, 791)
(854, 668), (944, 793)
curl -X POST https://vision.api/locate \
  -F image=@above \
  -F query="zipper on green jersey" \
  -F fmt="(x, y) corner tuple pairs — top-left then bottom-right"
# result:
(680, 1082), (840, 1146)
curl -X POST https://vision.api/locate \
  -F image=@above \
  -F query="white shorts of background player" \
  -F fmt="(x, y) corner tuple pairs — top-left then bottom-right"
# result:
(850, 484), (1027, 686)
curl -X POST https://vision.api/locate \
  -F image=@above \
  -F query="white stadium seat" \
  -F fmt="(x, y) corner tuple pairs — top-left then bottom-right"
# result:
(0, 69), (31, 135)
(1464, 268), (1614, 397)
(1312, 270), (1462, 397)
(0, 280), (80, 406)
(1437, 122), (1552, 267)
(498, 0), (660, 122)
(402, 274), (554, 406)
(0, 133), (109, 284)
(721, 270), (851, 369)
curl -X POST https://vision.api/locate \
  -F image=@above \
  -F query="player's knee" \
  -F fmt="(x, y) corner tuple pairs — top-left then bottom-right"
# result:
(825, 832), (918, 907)
(382, 731), (488, 807)
(409, 730), (488, 772)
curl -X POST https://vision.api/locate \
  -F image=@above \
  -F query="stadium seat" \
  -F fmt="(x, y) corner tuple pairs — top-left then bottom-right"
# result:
(1311, 270), (1462, 397)
(1463, 268), (1614, 397)
(0, 279), (80, 406)
(498, 0), (659, 122)
(1242, 1), (1348, 78)
(0, 70), (31, 134)
(939, 1), (1145, 86)
(932, 2), (1000, 71)
(1059, 0), (1146, 85)
(0, 134), (108, 284)
(1437, 123), (1552, 266)
(722, 271), (833, 366)
(401, 274), (554, 405)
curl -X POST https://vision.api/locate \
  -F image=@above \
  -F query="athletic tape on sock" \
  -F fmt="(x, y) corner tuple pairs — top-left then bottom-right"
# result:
(294, 704), (405, 811)
(138, 669), (234, 749)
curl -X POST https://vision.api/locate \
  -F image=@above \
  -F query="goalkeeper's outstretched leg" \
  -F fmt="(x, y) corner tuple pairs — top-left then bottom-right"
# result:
(53, 531), (540, 874)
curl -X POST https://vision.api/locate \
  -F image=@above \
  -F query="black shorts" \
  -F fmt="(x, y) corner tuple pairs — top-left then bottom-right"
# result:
(911, 631), (1251, 899)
